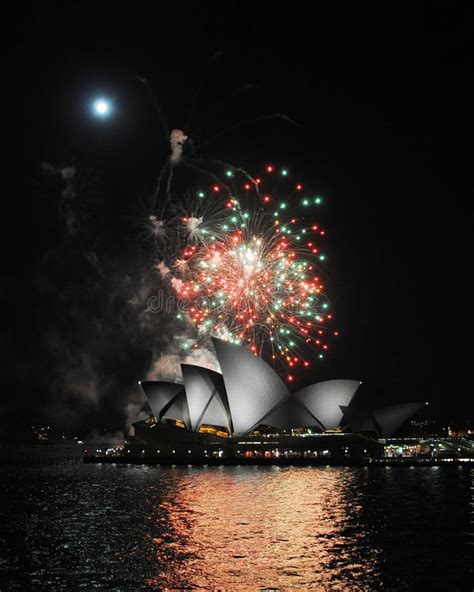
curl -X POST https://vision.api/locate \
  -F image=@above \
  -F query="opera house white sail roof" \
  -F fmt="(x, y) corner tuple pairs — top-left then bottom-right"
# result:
(294, 379), (361, 430)
(140, 381), (184, 422)
(212, 338), (290, 434)
(140, 338), (424, 437)
(181, 365), (232, 433)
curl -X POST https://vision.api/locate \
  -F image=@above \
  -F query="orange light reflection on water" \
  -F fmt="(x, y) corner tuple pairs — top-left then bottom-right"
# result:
(144, 466), (382, 590)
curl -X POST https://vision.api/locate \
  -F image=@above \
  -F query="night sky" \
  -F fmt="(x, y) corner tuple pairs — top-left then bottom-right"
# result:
(3, 4), (473, 431)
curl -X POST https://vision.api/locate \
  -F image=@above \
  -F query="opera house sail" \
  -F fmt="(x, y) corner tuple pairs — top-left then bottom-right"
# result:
(126, 338), (428, 463)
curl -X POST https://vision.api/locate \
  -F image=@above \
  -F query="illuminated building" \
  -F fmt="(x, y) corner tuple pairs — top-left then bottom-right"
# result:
(129, 339), (428, 462)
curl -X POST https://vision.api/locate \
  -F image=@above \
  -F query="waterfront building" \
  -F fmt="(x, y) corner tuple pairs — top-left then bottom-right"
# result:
(130, 338), (428, 461)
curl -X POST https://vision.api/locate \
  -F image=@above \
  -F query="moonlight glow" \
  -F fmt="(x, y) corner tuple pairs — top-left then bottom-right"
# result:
(92, 98), (111, 116)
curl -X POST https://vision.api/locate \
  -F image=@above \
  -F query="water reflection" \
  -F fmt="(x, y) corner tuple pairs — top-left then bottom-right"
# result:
(145, 467), (383, 590)
(1, 449), (472, 590)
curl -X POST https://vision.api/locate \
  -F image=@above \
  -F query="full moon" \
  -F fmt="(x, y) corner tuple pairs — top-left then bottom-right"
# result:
(92, 98), (111, 116)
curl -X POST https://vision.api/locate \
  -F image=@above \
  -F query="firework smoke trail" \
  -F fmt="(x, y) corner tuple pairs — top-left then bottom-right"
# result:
(167, 165), (337, 381)
(40, 160), (101, 236)
(148, 128), (237, 242)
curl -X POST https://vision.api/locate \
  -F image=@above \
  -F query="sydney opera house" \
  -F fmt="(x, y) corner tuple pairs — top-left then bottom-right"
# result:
(128, 338), (426, 463)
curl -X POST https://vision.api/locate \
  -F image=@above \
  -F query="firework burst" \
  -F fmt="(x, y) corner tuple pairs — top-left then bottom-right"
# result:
(174, 165), (337, 379)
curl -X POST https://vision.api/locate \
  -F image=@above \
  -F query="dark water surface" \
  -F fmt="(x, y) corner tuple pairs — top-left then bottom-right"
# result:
(0, 445), (472, 590)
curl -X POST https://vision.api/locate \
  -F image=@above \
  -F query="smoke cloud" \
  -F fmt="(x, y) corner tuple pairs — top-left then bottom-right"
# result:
(169, 129), (188, 163)
(32, 246), (220, 428)
(21, 155), (231, 432)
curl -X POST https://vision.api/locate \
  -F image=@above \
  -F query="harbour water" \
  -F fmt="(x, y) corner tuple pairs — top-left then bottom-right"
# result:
(1, 445), (472, 590)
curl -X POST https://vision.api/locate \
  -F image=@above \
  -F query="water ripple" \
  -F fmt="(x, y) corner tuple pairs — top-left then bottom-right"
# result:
(0, 446), (472, 590)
